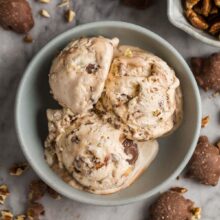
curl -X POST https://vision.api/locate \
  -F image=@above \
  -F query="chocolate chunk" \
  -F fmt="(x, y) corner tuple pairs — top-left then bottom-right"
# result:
(28, 180), (47, 201)
(121, 0), (151, 9)
(149, 190), (201, 220)
(71, 135), (80, 144)
(122, 139), (138, 164)
(186, 136), (220, 186)
(191, 53), (220, 92)
(86, 64), (99, 74)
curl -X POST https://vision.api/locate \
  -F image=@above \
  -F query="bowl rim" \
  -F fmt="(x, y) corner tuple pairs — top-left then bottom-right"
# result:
(15, 21), (202, 206)
(167, 0), (220, 47)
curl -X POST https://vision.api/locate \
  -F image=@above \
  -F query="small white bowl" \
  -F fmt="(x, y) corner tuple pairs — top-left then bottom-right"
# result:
(168, 0), (220, 47)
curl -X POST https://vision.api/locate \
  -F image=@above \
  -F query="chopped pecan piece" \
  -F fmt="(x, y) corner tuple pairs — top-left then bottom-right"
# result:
(170, 187), (188, 193)
(0, 184), (10, 205)
(209, 21), (220, 35)
(185, 9), (209, 30)
(0, 210), (13, 220)
(202, 0), (212, 17)
(201, 115), (210, 128)
(9, 162), (28, 176)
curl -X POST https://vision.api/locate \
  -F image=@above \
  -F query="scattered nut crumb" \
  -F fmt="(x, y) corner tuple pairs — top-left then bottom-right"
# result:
(39, 9), (50, 18)
(47, 187), (61, 200)
(152, 110), (161, 117)
(39, 0), (51, 3)
(28, 180), (47, 201)
(65, 9), (76, 23)
(23, 35), (33, 43)
(191, 207), (202, 220)
(27, 202), (45, 220)
(170, 187), (188, 193)
(201, 115), (210, 128)
(9, 162), (28, 176)
(0, 184), (10, 205)
(0, 210), (13, 220)
(14, 214), (26, 220)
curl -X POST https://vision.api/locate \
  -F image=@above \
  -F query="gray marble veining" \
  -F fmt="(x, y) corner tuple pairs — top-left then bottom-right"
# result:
(0, 0), (220, 219)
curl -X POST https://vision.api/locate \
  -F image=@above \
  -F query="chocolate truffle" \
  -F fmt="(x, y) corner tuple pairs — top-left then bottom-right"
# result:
(191, 53), (220, 92)
(186, 136), (220, 186)
(0, 0), (34, 34)
(149, 190), (201, 220)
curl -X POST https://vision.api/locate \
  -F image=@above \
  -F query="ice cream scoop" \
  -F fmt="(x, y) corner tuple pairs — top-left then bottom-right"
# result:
(96, 46), (182, 141)
(45, 109), (158, 194)
(49, 37), (119, 114)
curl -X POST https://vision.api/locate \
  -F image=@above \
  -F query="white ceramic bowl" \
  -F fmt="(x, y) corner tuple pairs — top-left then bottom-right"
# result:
(168, 0), (220, 47)
(16, 21), (201, 206)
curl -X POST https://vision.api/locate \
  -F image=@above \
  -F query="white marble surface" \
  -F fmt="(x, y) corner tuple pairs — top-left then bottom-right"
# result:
(0, 0), (220, 219)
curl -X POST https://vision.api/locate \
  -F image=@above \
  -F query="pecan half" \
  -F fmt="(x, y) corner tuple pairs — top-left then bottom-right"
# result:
(185, 9), (209, 30)
(209, 21), (220, 35)
(202, 0), (212, 17)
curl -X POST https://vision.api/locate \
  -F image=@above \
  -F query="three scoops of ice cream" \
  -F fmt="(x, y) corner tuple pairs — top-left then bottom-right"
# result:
(44, 36), (183, 194)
